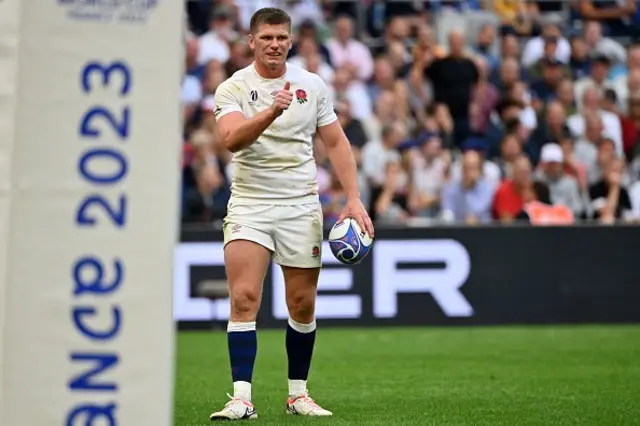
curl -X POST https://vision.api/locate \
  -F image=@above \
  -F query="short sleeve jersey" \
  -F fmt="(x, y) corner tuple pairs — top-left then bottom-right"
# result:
(214, 62), (337, 204)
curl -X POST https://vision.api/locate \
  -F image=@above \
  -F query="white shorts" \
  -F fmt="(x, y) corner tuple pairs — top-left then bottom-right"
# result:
(223, 201), (323, 268)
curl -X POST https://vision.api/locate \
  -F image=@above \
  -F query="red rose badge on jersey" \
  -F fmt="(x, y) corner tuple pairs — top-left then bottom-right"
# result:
(295, 89), (308, 104)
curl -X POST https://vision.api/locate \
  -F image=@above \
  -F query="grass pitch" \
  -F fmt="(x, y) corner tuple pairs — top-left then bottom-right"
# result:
(175, 325), (640, 426)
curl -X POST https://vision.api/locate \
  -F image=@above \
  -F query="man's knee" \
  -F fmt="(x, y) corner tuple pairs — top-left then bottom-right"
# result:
(286, 290), (316, 321)
(230, 287), (261, 319)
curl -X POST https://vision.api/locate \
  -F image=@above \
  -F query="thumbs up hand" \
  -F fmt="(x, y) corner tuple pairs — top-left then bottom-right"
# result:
(270, 81), (293, 117)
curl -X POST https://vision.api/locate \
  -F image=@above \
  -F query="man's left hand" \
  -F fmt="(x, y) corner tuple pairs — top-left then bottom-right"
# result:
(338, 197), (375, 238)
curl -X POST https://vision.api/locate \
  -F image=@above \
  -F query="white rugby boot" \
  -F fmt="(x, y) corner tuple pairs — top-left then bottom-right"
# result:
(286, 392), (333, 416)
(210, 394), (258, 421)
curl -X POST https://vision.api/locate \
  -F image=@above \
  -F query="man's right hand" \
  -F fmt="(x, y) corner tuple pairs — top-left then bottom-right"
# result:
(270, 81), (293, 117)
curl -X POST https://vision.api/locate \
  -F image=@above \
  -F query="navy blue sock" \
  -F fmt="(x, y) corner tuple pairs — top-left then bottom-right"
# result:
(227, 322), (257, 384)
(286, 318), (316, 381)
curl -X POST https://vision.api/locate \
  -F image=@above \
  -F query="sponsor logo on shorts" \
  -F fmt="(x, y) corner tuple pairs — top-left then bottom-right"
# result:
(311, 245), (320, 258)
(231, 224), (242, 234)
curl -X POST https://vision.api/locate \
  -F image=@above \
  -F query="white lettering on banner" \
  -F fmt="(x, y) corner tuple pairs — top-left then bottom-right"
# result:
(373, 240), (473, 318)
(173, 242), (230, 321)
(272, 242), (361, 320)
(2, 1), (182, 425)
(0, 0), (20, 417)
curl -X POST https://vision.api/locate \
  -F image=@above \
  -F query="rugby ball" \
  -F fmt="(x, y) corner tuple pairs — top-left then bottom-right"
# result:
(328, 218), (373, 265)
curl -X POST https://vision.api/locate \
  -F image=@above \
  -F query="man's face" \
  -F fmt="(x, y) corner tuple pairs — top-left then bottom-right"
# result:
(501, 135), (521, 160)
(335, 18), (352, 42)
(571, 38), (588, 59)
(557, 80), (574, 105)
(249, 24), (292, 68)
(449, 31), (465, 56)
(477, 24), (496, 47)
(462, 152), (481, 187)
(543, 161), (563, 179)
(546, 103), (566, 128)
(542, 64), (561, 84)
(501, 60), (519, 85)
(591, 62), (609, 82)
(513, 157), (531, 187)
(586, 116), (604, 141)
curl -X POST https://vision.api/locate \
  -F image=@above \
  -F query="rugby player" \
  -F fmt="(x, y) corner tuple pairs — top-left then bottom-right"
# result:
(209, 7), (374, 421)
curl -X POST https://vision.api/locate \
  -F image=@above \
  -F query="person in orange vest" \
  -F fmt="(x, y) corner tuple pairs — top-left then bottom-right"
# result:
(516, 181), (575, 225)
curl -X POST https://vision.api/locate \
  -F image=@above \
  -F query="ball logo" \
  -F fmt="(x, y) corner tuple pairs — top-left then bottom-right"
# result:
(328, 218), (372, 265)
(58, 0), (157, 24)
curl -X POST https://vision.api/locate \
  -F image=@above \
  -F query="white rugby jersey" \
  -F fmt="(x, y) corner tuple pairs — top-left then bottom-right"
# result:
(214, 62), (337, 204)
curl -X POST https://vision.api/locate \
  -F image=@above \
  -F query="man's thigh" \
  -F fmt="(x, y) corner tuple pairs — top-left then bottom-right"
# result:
(223, 202), (276, 252)
(223, 202), (276, 317)
(272, 202), (324, 269)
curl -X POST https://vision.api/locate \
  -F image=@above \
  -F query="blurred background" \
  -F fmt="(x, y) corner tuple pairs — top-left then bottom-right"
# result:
(180, 0), (640, 228)
(174, 3), (640, 424)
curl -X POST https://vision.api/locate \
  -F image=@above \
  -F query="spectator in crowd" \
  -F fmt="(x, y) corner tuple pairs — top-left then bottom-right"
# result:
(500, 32), (521, 61)
(470, 56), (500, 135)
(451, 137), (502, 190)
(527, 35), (572, 81)
(320, 165), (348, 228)
(409, 133), (450, 218)
(288, 19), (332, 65)
(612, 44), (640, 97)
(182, 128), (227, 223)
(521, 18), (571, 67)
(629, 172), (640, 219)
(620, 92), (640, 158)
(530, 57), (565, 102)
(421, 29), (479, 147)
(224, 38), (253, 76)
(589, 157), (633, 223)
(331, 66), (372, 122)
(289, 37), (334, 83)
(362, 122), (405, 218)
(508, 80), (538, 133)
(574, 0), (638, 37)
(574, 55), (615, 110)
(556, 77), (577, 116)
(494, 57), (523, 92)
(614, 68), (640, 116)
(569, 35), (591, 80)
(493, 155), (539, 222)
(517, 181), (575, 225)
(375, 160), (411, 225)
(583, 20), (626, 64)
(568, 86), (623, 156)
(529, 101), (570, 163)
(326, 15), (374, 82)
(441, 150), (494, 224)
(473, 23), (500, 71)
(494, 133), (524, 179)
(574, 112), (607, 185)
(558, 133), (589, 191)
(535, 143), (586, 217)
(198, 7), (235, 66)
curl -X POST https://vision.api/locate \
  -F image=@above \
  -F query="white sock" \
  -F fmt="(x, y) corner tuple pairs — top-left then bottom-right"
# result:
(287, 317), (316, 333)
(288, 379), (307, 398)
(233, 381), (252, 401)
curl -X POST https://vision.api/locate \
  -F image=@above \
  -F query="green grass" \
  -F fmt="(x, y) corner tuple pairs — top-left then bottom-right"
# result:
(175, 325), (640, 426)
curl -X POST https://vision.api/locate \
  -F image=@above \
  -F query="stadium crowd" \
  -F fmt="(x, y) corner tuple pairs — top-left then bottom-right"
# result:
(181, 0), (640, 226)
